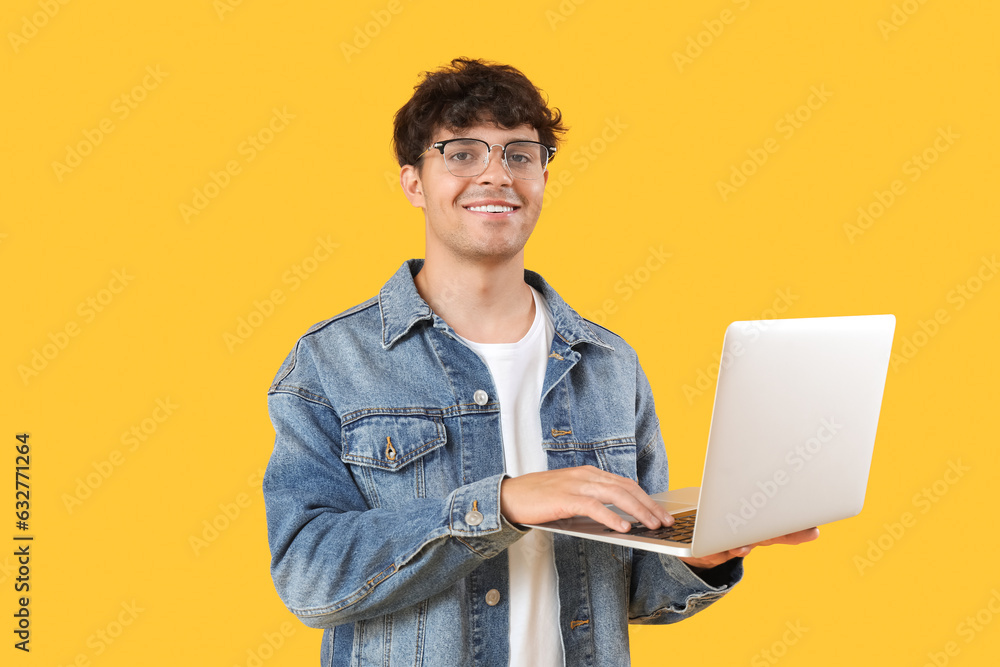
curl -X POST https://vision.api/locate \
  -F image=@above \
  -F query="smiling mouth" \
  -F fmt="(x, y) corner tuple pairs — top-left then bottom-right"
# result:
(464, 204), (519, 214)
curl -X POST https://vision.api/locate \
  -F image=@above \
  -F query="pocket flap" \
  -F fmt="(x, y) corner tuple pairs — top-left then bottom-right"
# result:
(341, 413), (447, 471)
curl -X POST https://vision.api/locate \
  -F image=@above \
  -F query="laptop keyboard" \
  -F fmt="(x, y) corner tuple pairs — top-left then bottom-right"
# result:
(605, 512), (697, 543)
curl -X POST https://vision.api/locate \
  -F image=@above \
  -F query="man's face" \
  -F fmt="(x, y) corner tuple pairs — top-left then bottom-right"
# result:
(401, 122), (548, 266)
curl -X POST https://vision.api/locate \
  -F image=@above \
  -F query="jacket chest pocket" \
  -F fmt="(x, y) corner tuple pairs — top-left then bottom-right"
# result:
(341, 412), (450, 507)
(543, 436), (639, 480)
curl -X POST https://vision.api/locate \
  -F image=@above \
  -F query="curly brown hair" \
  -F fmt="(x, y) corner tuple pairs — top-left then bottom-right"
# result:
(392, 58), (567, 168)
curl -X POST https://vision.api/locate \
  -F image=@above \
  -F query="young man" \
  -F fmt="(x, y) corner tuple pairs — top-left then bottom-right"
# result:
(264, 58), (816, 666)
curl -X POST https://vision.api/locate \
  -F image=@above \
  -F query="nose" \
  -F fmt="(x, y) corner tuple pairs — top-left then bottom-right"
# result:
(476, 144), (514, 185)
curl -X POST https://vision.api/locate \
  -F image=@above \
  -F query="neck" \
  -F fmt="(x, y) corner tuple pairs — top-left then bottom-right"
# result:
(414, 253), (535, 343)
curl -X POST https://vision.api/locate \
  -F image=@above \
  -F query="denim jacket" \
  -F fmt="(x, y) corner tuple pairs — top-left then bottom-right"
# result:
(264, 260), (743, 666)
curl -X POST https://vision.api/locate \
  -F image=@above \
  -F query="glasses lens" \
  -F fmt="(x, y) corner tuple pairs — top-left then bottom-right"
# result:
(442, 140), (489, 177)
(505, 142), (547, 179)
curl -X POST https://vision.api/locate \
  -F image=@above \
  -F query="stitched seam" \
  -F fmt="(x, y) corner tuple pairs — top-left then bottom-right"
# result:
(542, 436), (637, 451)
(636, 421), (663, 462)
(273, 345), (299, 387)
(274, 297), (379, 388)
(344, 407), (446, 421)
(268, 387), (337, 413)
(269, 383), (331, 403)
(289, 526), (455, 617)
(341, 403), (498, 424)
(454, 535), (493, 558)
(293, 562), (398, 617)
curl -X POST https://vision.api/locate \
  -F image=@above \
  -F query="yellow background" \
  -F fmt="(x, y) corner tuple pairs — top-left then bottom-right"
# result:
(3, 0), (998, 664)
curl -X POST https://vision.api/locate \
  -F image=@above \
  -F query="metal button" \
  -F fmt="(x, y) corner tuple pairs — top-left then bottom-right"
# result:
(465, 510), (484, 526)
(473, 389), (489, 405)
(485, 589), (501, 606)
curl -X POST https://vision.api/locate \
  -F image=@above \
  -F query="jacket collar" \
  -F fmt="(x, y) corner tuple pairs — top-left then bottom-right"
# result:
(379, 259), (613, 351)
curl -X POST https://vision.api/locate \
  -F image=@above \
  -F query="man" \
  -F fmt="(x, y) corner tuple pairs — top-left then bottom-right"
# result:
(264, 58), (817, 666)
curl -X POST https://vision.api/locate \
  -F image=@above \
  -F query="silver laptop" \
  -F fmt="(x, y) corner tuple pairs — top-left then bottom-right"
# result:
(528, 314), (896, 558)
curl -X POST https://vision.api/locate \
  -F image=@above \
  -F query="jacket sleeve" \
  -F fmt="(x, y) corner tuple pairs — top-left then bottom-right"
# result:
(627, 358), (744, 624)
(264, 383), (525, 629)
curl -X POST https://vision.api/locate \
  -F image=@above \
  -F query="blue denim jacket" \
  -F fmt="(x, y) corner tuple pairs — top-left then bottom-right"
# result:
(264, 259), (743, 666)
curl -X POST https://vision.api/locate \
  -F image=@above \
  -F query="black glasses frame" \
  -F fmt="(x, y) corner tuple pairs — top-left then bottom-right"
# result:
(420, 138), (557, 179)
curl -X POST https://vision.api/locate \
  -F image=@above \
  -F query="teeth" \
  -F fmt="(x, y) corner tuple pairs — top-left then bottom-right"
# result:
(467, 204), (515, 213)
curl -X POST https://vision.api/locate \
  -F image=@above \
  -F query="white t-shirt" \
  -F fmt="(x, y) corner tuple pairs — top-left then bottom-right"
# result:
(458, 286), (564, 666)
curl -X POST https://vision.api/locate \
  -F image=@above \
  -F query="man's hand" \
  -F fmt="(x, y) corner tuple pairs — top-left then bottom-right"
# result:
(678, 527), (821, 570)
(500, 466), (672, 532)
(500, 468), (819, 570)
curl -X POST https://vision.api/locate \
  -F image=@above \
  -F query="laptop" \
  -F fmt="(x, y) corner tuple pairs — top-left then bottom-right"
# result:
(527, 314), (896, 558)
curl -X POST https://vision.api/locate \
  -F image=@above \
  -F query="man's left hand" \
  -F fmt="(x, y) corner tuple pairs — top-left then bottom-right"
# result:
(678, 527), (820, 570)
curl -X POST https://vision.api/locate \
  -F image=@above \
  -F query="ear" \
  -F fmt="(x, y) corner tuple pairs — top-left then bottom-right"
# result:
(400, 164), (425, 208)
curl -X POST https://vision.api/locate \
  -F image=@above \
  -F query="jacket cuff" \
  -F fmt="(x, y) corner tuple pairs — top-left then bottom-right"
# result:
(448, 473), (526, 558)
(681, 555), (745, 590)
(657, 553), (743, 611)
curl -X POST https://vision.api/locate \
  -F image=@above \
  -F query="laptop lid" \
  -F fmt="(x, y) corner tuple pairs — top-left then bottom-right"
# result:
(526, 314), (896, 558)
(690, 314), (895, 556)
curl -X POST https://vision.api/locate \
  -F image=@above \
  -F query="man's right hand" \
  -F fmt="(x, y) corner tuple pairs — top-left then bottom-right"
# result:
(499, 465), (672, 533)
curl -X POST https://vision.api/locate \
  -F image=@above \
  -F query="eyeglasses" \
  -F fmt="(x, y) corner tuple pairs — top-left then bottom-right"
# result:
(419, 138), (556, 180)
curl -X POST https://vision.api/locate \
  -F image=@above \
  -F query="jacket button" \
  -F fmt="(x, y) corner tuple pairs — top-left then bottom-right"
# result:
(465, 510), (484, 526)
(473, 389), (489, 405)
(485, 589), (501, 606)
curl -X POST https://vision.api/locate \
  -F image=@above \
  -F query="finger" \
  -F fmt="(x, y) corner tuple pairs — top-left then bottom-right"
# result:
(793, 527), (820, 542)
(578, 500), (635, 533)
(586, 480), (671, 529)
(679, 552), (734, 569)
(627, 483), (673, 527)
(577, 469), (672, 527)
(755, 527), (820, 547)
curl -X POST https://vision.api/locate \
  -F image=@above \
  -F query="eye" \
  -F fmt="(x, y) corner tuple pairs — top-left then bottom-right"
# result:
(506, 143), (543, 166)
(443, 140), (486, 164)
